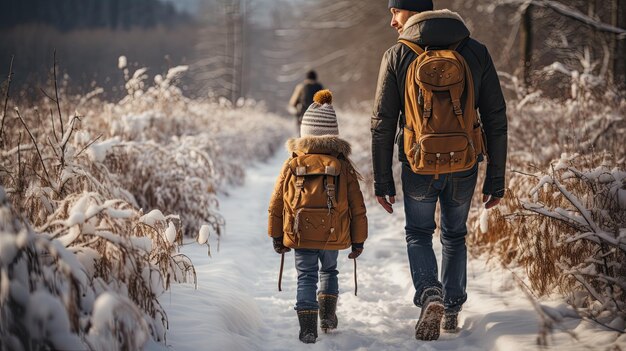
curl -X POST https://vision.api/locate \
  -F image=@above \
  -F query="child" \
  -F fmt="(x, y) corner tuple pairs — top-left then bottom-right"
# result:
(267, 90), (368, 344)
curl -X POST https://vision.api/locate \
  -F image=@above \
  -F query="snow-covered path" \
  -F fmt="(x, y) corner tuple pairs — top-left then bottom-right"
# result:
(161, 148), (617, 351)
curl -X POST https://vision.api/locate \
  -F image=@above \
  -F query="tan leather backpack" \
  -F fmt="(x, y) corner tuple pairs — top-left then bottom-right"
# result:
(399, 39), (487, 178)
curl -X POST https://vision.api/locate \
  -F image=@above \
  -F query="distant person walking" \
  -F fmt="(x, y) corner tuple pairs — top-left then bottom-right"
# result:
(289, 70), (324, 136)
(371, 0), (508, 341)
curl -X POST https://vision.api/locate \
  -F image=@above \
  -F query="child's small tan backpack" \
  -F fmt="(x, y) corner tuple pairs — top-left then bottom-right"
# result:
(281, 153), (351, 249)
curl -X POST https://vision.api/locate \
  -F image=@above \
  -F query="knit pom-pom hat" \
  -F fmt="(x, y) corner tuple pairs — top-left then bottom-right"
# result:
(300, 90), (339, 137)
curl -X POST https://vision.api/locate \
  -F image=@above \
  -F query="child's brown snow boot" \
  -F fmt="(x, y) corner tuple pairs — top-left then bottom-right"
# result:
(318, 293), (338, 332)
(297, 310), (318, 343)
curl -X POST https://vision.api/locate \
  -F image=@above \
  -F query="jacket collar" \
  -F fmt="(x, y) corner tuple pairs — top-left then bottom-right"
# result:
(400, 9), (469, 47)
(286, 135), (351, 157)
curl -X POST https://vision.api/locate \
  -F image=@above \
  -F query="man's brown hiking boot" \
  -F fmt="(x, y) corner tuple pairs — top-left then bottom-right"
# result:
(318, 293), (338, 333)
(297, 310), (318, 343)
(415, 288), (444, 341)
(441, 312), (459, 333)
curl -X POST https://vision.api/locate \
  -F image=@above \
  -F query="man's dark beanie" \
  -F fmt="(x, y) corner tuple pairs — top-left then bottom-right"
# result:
(388, 0), (433, 12)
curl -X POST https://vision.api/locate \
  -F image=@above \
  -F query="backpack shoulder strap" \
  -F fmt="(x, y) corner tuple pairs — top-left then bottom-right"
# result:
(292, 166), (306, 208)
(398, 39), (424, 55)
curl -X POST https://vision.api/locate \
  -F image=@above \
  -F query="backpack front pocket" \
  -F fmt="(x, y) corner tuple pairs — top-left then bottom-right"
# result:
(294, 208), (338, 243)
(417, 133), (475, 172)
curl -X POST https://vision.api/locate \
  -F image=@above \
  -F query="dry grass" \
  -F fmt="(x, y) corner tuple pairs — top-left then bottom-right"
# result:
(467, 70), (626, 327)
(0, 58), (291, 349)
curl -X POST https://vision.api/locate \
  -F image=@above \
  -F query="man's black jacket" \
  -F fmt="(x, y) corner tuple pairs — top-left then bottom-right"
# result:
(371, 9), (507, 198)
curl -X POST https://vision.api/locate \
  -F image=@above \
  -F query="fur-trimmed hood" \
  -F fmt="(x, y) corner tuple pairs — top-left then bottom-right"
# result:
(286, 135), (351, 156)
(399, 9), (470, 47)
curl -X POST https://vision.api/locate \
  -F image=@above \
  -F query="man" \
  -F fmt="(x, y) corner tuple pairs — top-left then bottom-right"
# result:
(371, 0), (507, 341)
(289, 70), (324, 136)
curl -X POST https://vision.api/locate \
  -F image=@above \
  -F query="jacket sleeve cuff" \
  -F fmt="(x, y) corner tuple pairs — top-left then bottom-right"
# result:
(268, 214), (284, 238)
(351, 242), (364, 250)
(374, 181), (396, 197)
(482, 176), (505, 198)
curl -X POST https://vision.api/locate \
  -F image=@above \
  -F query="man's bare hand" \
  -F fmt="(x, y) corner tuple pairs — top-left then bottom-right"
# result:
(482, 195), (501, 209)
(376, 195), (395, 214)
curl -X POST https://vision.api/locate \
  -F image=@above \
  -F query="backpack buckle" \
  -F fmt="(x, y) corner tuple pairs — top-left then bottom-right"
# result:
(295, 177), (305, 189)
(452, 99), (462, 115)
(423, 108), (432, 119)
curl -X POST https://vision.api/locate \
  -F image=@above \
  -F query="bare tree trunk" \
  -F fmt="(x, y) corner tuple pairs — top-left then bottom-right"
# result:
(225, 0), (243, 105)
(613, 0), (626, 88)
(239, 0), (247, 99)
(225, 0), (235, 103)
(520, 4), (533, 89)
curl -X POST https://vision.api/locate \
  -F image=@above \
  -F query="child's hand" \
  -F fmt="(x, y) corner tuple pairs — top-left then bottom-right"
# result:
(273, 237), (291, 254)
(348, 243), (364, 259)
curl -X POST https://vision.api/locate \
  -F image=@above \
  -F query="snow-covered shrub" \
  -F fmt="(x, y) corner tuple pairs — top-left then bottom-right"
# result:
(468, 57), (625, 329)
(0, 111), (194, 348)
(0, 185), (193, 349)
(473, 153), (625, 329)
(0, 59), (290, 348)
(97, 139), (225, 237)
(79, 63), (291, 235)
(522, 155), (625, 325)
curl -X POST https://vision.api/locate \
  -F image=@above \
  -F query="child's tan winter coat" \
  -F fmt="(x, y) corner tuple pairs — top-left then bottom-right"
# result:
(268, 136), (368, 250)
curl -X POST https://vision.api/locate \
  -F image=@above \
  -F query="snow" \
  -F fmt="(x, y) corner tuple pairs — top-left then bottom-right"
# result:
(25, 291), (85, 350)
(87, 292), (156, 351)
(530, 175), (553, 196)
(66, 193), (91, 226)
(479, 209), (489, 234)
(106, 208), (134, 219)
(139, 209), (166, 226)
(130, 236), (153, 253)
(71, 247), (101, 277)
(165, 222), (177, 243)
(0, 234), (17, 266)
(161, 150), (624, 350)
(118, 56), (127, 70)
(198, 224), (210, 244)
(58, 225), (81, 246)
(88, 137), (120, 162)
(165, 65), (189, 81)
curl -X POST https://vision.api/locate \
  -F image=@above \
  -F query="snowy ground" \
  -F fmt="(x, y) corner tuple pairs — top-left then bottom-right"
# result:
(160, 147), (624, 351)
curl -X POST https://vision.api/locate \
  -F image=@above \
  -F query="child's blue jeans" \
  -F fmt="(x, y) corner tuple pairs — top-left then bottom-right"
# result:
(293, 249), (339, 311)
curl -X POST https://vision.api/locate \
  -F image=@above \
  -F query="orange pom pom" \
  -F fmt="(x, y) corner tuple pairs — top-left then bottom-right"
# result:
(313, 89), (333, 105)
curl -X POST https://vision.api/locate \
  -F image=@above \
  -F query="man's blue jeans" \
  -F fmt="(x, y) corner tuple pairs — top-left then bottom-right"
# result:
(401, 163), (478, 313)
(294, 249), (339, 311)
